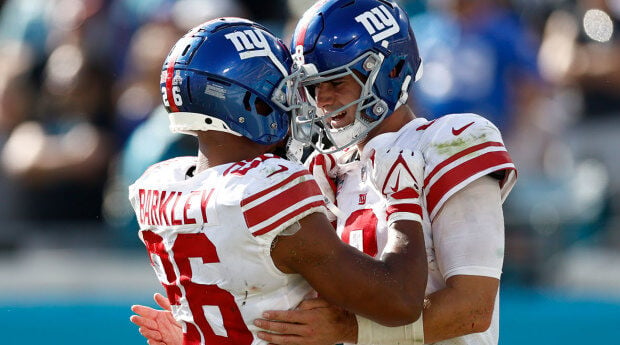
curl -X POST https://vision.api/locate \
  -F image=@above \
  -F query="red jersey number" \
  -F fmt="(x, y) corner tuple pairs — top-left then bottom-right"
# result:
(341, 209), (378, 257)
(142, 231), (253, 345)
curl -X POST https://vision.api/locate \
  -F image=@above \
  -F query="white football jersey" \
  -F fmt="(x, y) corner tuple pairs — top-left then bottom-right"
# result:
(128, 154), (325, 345)
(333, 114), (517, 345)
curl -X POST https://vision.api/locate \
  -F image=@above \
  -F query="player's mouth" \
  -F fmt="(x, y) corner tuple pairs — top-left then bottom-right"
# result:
(329, 110), (349, 128)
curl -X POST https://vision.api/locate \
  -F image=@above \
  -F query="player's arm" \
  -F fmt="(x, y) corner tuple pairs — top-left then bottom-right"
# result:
(271, 150), (427, 327)
(417, 175), (504, 342)
(421, 275), (498, 343)
(256, 175), (504, 345)
(351, 175), (503, 343)
(272, 212), (425, 327)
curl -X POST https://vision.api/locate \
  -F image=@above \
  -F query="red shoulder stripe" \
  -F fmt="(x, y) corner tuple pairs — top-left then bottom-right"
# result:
(242, 177), (324, 236)
(424, 142), (505, 186)
(426, 150), (514, 216)
(251, 200), (325, 237)
(241, 170), (309, 206)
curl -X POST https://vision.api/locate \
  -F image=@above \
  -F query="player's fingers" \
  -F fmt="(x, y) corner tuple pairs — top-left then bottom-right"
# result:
(254, 318), (306, 335)
(256, 331), (303, 345)
(296, 297), (330, 310)
(259, 309), (307, 324)
(132, 304), (160, 316)
(137, 326), (163, 342)
(130, 315), (158, 330)
(146, 339), (167, 345)
(153, 293), (172, 311)
(131, 305), (166, 325)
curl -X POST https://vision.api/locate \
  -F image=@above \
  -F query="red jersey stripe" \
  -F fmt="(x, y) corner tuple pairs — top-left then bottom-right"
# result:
(243, 179), (322, 229)
(241, 170), (310, 206)
(391, 188), (419, 200)
(252, 200), (325, 237)
(386, 204), (423, 218)
(424, 142), (506, 186)
(426, 150), (514, 216)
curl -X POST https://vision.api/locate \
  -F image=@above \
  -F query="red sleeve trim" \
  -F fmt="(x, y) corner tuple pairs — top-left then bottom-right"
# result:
(242, 175), (325, 237)
(241, 170), (309, 206)
(426, 150), (514, 216)
(386, 204), (423, 218)
(424, 142), (506, 186)
(251, 200), (325, 237)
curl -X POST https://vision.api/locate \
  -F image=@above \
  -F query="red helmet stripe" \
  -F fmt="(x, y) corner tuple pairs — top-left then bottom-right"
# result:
(164, 53), (180, 113)
(295, 0), (328, 48)
(165, 25), (203, 113)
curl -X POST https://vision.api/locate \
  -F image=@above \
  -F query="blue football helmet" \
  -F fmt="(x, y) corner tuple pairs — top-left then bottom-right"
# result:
(160, 17), (294, 145)
(288, 0), (423, 152)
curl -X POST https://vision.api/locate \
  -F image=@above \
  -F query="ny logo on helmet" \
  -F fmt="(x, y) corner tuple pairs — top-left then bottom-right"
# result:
(354, 5), (399, 43)
(225, 29), (271, 59)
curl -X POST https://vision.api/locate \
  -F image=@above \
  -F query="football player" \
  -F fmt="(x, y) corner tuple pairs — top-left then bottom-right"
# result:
(254, 1), (518, 345)
(128, 17), (428, 345)
(130, 0), (518, 344)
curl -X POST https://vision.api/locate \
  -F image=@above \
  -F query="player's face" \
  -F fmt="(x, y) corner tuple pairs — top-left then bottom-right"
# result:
(314, 74), (362, 129)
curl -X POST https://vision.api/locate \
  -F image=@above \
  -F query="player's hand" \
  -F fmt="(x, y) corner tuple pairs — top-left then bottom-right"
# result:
(307, 152), (340, 221)
(254, 297), (357, 345)
(130, 293), (182, 345)
(366, 147), (425, 225)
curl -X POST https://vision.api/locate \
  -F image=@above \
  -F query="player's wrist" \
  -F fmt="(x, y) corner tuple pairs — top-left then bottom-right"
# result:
(356, 313), (424, 345)
(343, 309), (359, 344)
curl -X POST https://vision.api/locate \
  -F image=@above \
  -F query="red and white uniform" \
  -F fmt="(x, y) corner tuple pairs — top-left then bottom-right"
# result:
(128, 154), (325, 345)
(333, 114), (517, 345)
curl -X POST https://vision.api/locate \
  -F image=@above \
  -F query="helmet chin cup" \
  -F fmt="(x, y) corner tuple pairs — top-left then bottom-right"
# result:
(327, 119), (369, 152)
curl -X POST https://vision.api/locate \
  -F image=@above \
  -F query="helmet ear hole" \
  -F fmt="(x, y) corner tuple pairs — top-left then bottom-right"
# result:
(255, 98), (273, 116)
(389, 60), (405, 78)
(243, 92), (252, 111)
(243, 92), (274, 116)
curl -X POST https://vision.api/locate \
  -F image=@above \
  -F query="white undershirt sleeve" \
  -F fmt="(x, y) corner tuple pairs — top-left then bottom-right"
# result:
(432, 176), (505, 280)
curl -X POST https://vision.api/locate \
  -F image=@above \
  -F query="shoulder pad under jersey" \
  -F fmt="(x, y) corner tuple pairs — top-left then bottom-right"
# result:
(232, 154), (327, 238)
(417, 114), (517, 219)
(133, 156), (196, 187)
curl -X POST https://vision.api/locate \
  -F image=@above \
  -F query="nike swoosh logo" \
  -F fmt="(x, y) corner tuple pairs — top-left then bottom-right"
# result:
(416, 120), (436, 131)
(452, 122), (474, 136)
(390, 172), (401, 193)
(267, 164), (289, 178)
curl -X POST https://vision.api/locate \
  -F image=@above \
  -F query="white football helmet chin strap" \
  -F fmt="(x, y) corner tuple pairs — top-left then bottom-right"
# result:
(169, 112), (243, 137)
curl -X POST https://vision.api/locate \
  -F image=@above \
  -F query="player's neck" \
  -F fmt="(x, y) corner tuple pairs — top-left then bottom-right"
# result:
(194, 131), (274, 174)
(357, 105), (416, 152)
